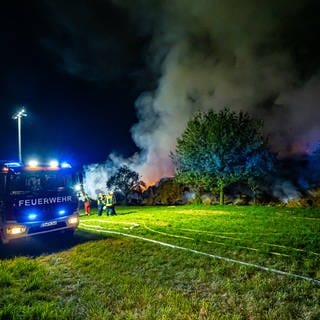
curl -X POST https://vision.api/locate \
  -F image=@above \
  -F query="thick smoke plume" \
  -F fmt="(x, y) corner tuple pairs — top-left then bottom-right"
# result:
(46, 1), (320, 191)
(113, 0), (320, 185)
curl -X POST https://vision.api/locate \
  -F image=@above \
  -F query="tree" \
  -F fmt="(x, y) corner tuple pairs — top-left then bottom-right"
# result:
(246, 148), (277, 204)
(106, 165), (146, 204)
(172, 108), (275, 205)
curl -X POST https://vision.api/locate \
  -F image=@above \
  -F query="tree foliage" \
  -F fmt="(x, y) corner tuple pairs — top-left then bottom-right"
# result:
(172, 108), (276, 204)
(106, 165), (146, 203)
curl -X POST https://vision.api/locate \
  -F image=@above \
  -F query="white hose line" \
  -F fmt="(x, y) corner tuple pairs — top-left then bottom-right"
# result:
(181, 228), (320, 256)
(80, 223), (320, 285)
(81, 219), (139, 226)
(143, 223), (291, 256)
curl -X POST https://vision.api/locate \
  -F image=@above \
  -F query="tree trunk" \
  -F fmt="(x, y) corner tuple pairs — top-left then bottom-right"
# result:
(253, 192), (256, 205)
(249, 183), (257, 205)
(219, 186), (224, 205)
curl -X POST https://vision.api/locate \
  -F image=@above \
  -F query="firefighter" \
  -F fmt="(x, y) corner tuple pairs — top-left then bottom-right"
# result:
(82, 192), (91, 216)
(97, 193), (104, 216)
(105, 191), (116, 216)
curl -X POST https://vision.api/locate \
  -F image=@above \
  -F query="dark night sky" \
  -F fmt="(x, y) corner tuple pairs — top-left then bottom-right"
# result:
(2, 1), (320, 185)
(0, 0), (146, 166)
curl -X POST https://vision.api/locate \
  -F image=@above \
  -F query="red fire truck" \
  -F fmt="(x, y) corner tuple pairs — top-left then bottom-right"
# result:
(0, 160), (79, 244)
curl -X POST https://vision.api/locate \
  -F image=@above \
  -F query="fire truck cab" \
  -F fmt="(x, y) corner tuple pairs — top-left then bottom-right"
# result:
(0, 161), (79, 244)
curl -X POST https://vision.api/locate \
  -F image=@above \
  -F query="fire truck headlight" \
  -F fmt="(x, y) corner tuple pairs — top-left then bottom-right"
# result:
(7, 225), (26, 235)
(67, 216), (79, 225)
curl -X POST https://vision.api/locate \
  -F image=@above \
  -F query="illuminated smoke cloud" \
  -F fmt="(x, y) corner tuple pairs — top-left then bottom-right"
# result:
(269, 76), (320, 155)
(47, 1), (320, 186)
(117, 0), (320, 183)
(82, 162), (112, 197)
(273, 180), (302, 203)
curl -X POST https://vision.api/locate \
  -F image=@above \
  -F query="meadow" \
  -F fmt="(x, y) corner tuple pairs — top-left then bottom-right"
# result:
(0, 205), (319, 319)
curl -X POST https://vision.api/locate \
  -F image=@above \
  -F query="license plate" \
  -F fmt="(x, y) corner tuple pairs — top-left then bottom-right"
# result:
(41, 221), (57, 227)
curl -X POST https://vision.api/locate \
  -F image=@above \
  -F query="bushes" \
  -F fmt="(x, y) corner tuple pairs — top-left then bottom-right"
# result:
(143, 178), (185, 205)
(286, 188), (320, 208)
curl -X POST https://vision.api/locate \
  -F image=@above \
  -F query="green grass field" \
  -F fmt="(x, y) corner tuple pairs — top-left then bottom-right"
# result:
(0, 205), (319, 319)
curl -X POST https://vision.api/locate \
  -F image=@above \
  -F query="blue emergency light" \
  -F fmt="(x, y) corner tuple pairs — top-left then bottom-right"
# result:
(4, 162), (22, 168)
(28, 213), (38, 220)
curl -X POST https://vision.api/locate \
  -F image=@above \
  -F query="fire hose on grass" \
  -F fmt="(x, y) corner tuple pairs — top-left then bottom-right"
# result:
(80, 221), (320, 285)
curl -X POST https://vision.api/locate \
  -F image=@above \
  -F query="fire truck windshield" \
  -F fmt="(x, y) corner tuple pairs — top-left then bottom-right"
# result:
(7, 171), (73, 194)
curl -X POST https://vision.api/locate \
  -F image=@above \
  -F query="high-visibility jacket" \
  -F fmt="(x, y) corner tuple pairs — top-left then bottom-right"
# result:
(97, 194), (104, 205)
(105, 194), (115, 206)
